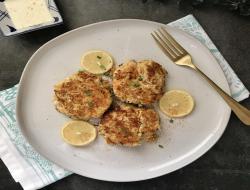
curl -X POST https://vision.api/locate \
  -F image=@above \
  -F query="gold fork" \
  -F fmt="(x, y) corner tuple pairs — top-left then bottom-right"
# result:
(151, 27), (250, 125)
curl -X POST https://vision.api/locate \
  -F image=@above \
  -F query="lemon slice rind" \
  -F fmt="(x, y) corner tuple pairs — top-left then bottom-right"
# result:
(61, 121), (97, 146)
(80, 50), (114, 74)
(159, 90), (195, 118)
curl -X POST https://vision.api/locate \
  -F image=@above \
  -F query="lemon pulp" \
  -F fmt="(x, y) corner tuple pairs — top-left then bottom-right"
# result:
(80, 50), (113, 74)
(61, 121), (97, 146)
(159, 90), (195, 118)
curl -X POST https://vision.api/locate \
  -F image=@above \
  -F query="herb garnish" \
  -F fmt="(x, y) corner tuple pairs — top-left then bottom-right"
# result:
(132, 82), (140, 88)
(103, 72), (111, 77)
(84, 90), (92, 96)
(87, 101), (94, 108)
(158, 144), (164, 148)
(138, 75), (144, 81)
(97, 56), (102, 59)
(99, 64), (106, 70)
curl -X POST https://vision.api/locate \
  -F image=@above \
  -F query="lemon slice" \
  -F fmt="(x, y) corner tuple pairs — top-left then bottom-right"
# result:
(159, 90), (195, 118)
(61, 121), (97, 146)
(80, 50), (114, 74)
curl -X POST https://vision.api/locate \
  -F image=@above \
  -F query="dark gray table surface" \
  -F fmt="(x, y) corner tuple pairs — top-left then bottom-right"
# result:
(1, 0), (250, 190)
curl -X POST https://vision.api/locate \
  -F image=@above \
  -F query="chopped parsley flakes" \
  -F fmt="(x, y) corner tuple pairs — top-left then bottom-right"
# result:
(99, 64), (106, 70)
(87, 101), (94, 108)
(84, 90), (92, 96)
(158, 144), (164, 148)
(133, 83), (140, 87)
(138, 75), (144, 81)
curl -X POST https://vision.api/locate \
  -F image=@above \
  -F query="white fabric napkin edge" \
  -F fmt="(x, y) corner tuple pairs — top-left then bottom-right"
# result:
(0, 124), (44, 190)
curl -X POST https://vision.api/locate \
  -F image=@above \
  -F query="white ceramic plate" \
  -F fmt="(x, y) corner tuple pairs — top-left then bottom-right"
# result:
(16, 19), (231, 182)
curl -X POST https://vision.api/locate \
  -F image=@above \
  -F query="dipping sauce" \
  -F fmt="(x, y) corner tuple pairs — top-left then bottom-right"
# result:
(4, 0), (53, 29)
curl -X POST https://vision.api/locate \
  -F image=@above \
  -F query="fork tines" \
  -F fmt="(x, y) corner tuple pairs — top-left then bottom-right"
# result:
(151, 27), (187, 61)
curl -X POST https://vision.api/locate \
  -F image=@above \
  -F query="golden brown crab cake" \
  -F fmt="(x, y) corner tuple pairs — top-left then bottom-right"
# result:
(139, 108), (160, 142)
(99, 104), (160, 147)
(113, 60), (166, 105)
(54, 71), (112, 121)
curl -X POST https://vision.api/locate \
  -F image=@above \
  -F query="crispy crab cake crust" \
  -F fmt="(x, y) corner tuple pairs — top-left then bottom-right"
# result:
(99, 104), (160, 147)
(113, 60), (166, 105)
(54, 71), (112, 121)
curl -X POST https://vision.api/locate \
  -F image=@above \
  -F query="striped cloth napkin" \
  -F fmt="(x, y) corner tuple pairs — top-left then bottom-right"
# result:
(0, 14), (249, 190)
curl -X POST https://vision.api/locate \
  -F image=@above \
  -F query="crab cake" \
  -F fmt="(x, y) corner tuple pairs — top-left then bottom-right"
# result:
(54, 71), (112, 121)
(99, 104), (160, 147)
(113, 60), (166, 105)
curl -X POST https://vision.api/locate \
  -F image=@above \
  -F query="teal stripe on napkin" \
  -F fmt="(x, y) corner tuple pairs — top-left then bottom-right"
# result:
(0, 85), (71, 190)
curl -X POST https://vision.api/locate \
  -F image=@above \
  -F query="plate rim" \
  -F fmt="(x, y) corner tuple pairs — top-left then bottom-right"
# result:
(16, 19), (231, 182)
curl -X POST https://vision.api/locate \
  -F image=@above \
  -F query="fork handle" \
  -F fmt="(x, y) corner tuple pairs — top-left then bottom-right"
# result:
(194, 67), (250, 125)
